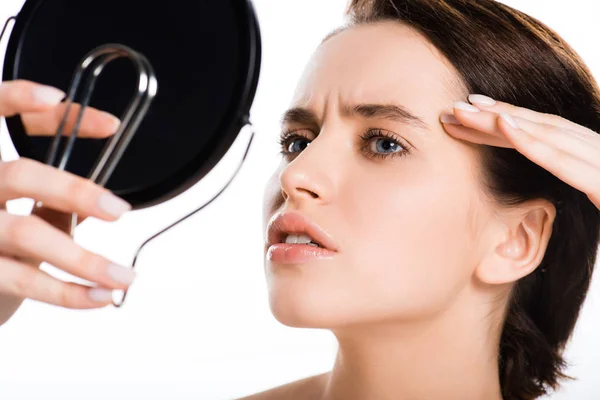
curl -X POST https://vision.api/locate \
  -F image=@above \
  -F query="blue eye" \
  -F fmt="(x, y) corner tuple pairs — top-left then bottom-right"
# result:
(359, 129), (411, 160)
(287, 137), (310, 153)
(371, 138), (401, 154)
(278, 128), (412, 160)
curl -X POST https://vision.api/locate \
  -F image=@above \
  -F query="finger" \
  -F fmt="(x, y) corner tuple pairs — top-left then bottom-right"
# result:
(440, 114), (513, 148)
(22, 102), (120, 138)
(504, 115), (600, 168)
(0, 80), (66, 116)
(441, 103), (513, 148)
(443, 102), (600, 152)
(0, 256), (114, 309)
(0, 158), (131, 222)
(496, 114), (600, 207)
(449, 102), (600, 169)
(0, 212), (136, 291)
(467, 94), (596, 138)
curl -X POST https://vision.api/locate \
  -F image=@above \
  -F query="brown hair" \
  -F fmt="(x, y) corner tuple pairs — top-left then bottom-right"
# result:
(340, 1), (600, 399)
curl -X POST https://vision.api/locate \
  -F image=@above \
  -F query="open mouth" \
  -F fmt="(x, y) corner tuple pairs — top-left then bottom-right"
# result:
(283, 233), (323, 248)
(267, 211), (338, 253)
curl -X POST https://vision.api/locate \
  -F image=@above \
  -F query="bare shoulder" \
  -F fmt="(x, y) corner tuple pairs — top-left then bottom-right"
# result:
(236, 372), (330, 400)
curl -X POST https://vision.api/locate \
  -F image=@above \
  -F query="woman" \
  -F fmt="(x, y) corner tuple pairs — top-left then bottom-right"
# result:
(0, 0), (598, 399)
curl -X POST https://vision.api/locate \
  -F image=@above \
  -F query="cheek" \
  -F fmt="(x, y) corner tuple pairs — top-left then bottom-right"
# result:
(346, 176), (478, 316)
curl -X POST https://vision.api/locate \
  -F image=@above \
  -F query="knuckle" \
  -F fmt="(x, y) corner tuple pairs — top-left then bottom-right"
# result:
(57, 285), (80, 308)
(0, 159), (33, 186)
(65, 177), (96, 207)
(503, 103), (522, 116)
(554, 148), (568, 169)
(506, 103), (519, 114)
(34, 274), (80, 308)
(545, 123), (564, 137)
(52, 102), (75, 127)
(542, 112), (566, 126)
(4, 215), (39, 250)
(75, 249), (105, 277)
(552, 123), (564, 134)
(43, 280), (73, 308)
(7, 81), (38, 108)
(8, 266), (32, 297)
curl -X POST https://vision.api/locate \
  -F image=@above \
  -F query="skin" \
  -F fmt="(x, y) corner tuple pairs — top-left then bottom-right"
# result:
(0, 16), (598, 400)
(258, 21), (559, 400)
(0, 79), (135, 322)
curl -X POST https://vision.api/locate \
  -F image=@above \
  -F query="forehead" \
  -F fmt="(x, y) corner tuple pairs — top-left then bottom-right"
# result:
(291, 21), (463, 111)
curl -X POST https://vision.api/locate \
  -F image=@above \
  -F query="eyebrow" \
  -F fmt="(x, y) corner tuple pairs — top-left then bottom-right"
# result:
(281, 103), (429, 132)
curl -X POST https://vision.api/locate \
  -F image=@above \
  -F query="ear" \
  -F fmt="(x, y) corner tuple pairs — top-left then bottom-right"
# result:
(475, 200), (556, 285)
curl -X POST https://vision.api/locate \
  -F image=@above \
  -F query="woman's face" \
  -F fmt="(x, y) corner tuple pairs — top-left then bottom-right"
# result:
(262, 21), (497, 329)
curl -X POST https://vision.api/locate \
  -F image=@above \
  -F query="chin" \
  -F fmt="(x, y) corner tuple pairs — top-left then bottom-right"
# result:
(267, 280), (334, 328)
(263, 259), (429, 330)
(265, 274), (376, 330)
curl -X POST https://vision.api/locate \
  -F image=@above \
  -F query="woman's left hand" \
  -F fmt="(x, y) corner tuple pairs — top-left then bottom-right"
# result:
(440, 94), (600, 209)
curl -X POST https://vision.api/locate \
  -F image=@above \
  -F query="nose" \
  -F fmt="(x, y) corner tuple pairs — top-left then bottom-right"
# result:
(278, 138), (335, 206)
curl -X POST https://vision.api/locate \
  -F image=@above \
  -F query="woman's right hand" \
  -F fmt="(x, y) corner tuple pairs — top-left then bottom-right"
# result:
(0, 80), (136, 313)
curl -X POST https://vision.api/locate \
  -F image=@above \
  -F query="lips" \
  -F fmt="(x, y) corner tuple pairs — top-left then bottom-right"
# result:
(266, 211), (339, 252)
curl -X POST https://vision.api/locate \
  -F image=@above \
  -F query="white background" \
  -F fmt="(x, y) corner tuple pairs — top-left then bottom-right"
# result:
(0, 1), (598, 399)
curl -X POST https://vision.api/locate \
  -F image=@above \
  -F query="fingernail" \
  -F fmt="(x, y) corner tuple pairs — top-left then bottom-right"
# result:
(106, 263), (136, 286)
(102, 112), (121, 131)
(468, 94), (496, 107)
(500, 112), (519, 129)
(97, 192), (132, 218)
(88, 288), (113, 303)
(32, 85), (65, 105)
(454, 101), (480, 112)
(440, 113), (461, 125)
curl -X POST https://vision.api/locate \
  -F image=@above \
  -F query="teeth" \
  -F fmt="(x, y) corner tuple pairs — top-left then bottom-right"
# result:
(285, 234), (312, 244)
(284, 234), (321, 247)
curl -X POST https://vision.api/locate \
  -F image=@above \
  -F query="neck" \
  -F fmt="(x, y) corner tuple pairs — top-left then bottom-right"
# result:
(321, 294), (504, 400)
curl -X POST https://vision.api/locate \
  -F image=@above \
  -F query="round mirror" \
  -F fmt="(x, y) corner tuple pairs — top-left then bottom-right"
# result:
(2, 0), (261, 210)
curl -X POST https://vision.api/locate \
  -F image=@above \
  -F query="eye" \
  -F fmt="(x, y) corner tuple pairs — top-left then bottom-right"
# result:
(370, 138), (401, 154)
(278, 128), (412, 160)
(359, 129), (412, 160)
(278, 130), (312, 156)
(287, 137), (310, 153)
